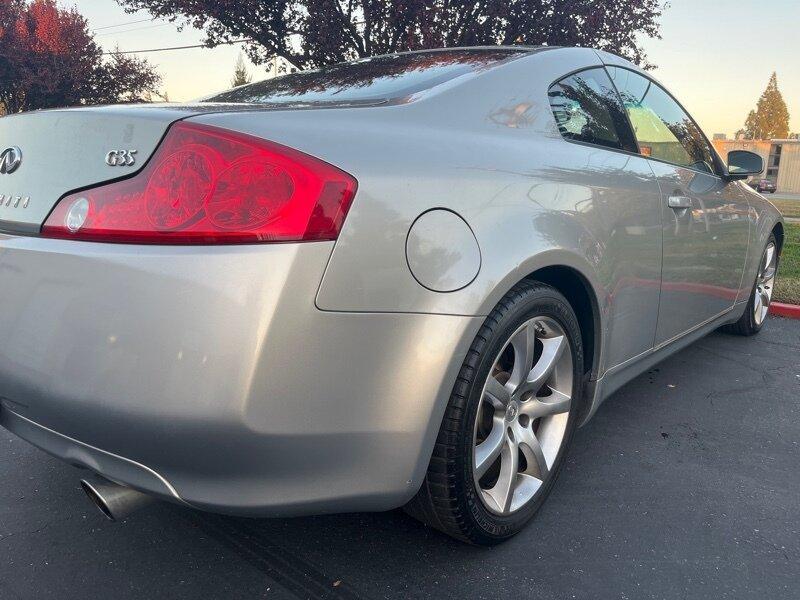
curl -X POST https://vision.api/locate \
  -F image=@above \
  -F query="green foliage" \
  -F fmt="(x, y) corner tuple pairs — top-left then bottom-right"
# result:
(775, 223), (800, 305)
(115, 0), (664, 70)
(771, 199), (800, 219)
(742, 73), (791, 140)
(231, 54), (252, 87)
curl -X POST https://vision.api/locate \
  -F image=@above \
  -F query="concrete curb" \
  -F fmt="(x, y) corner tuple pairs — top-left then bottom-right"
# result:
(771, 302), (800, 319)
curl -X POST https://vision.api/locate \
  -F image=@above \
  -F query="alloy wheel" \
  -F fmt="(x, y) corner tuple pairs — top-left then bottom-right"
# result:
(754, 241), (777, 326)
(472, 316), (573, 515)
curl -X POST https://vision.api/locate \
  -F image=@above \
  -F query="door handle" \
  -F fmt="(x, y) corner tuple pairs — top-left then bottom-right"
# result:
(668, 196), (692, 209)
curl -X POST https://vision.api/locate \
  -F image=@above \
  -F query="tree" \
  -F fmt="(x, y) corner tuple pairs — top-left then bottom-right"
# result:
(231, 53), (252, 87)
(115, 0), (664, 71)
(0, 0), (162, 113)
(741, 73), (791, 140)
(0, 0), (28, 113)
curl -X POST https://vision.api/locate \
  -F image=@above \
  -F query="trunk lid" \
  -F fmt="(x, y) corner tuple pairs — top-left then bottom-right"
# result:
(0, 104), (252, 233)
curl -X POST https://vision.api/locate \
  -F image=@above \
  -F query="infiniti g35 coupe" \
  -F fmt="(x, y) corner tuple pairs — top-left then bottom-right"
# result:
(0, 46), (782, 545)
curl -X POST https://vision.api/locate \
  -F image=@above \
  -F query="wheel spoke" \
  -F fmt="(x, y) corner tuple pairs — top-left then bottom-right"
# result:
(520, 388), (571, 420)
(474, 418), (505, 479)
(760, 243), (777, 283)
(516, 424), (549, 480)
(763, 244), (775, 274)
(484, 375), (511, 409)
(512, 474), (544, 511)
(508, 322), (537, 391)
(760, 288), (771, 308)
(526, 335), (566, 392)
(487, 434), (519, 513)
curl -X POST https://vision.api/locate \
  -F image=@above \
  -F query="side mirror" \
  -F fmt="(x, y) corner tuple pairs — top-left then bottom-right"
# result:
(726, 150), (764, 180)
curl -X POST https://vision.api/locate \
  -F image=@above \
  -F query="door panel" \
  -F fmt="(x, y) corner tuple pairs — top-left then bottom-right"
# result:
(606, 66), (749, 343)
(596, 154), (663, 367)
(648, 162), (750, 343)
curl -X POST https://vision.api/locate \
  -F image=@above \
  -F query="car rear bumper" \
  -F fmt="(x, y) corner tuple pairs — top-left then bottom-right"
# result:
(0, 234), (481, 516)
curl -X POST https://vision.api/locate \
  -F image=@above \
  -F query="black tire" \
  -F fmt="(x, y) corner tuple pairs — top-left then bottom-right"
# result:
(405, 280), (584, 545)
(724, 233), (778, 336)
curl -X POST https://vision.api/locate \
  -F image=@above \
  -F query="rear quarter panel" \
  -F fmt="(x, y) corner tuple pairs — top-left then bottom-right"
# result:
(189, 48), (662, 379)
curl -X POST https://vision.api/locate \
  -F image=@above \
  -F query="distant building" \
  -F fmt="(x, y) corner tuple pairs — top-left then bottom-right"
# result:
(713, 138), (800, 193)
(713, 133), (727, 141)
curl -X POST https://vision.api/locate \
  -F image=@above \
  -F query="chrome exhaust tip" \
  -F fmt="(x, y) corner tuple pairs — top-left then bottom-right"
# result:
(80, 476), (154, 521)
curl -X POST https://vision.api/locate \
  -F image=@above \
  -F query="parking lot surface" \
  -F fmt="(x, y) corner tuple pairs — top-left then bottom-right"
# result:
(1, 318), (798, 600)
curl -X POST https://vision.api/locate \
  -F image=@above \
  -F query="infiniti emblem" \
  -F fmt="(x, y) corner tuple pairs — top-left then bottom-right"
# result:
(0, 146), (22, 174)
(505, 401), (519, 422)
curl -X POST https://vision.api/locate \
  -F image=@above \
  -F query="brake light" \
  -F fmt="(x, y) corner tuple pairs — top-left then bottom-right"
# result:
(41, 122), (357, 244)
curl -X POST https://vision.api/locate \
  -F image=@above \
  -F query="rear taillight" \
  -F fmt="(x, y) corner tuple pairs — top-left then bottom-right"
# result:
(42, 122), (357, 244)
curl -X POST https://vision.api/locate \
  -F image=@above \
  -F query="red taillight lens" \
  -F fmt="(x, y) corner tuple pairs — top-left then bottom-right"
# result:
(42, 122), (357, 244)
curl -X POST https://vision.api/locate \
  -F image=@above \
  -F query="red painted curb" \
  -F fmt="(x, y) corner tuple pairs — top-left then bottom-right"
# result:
(771, 302), (800, 319)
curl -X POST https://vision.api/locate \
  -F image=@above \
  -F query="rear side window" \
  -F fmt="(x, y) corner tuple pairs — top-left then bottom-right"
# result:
(607, 67), (717, 174)
(548, 68), (637, 152)
(204, 49), (528, 106)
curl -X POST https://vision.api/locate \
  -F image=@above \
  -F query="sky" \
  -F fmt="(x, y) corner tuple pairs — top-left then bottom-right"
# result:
(73, 0), (800, 137)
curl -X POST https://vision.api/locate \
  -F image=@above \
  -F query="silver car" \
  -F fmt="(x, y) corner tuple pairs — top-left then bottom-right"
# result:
(0, 47), (782, 545)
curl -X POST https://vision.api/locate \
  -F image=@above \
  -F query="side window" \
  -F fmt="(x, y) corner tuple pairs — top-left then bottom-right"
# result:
(548, 68), (637, 152)
(607, 67), (717, 174)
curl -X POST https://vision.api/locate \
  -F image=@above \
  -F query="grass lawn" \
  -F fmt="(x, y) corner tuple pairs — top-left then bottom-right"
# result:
(770, 198), (800, 219)
(775, 222), (800, 305)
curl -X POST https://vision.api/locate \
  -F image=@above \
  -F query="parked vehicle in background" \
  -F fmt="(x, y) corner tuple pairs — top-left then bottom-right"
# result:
(0, 46), (783, 545)
(751, 178), (777, 193)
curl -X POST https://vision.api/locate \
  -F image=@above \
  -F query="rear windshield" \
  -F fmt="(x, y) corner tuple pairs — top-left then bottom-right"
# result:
(203, 49), (529, 106)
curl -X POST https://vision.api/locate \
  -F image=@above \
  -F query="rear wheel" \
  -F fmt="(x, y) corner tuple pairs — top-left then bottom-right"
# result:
(405, 281), (583, 545)
(725, 234), (778, 336)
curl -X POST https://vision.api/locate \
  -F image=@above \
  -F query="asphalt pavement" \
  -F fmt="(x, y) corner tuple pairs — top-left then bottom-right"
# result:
(1, 318), (799, 600)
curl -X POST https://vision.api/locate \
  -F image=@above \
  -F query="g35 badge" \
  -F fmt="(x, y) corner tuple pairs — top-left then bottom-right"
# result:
(105, 149), (138, 167)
